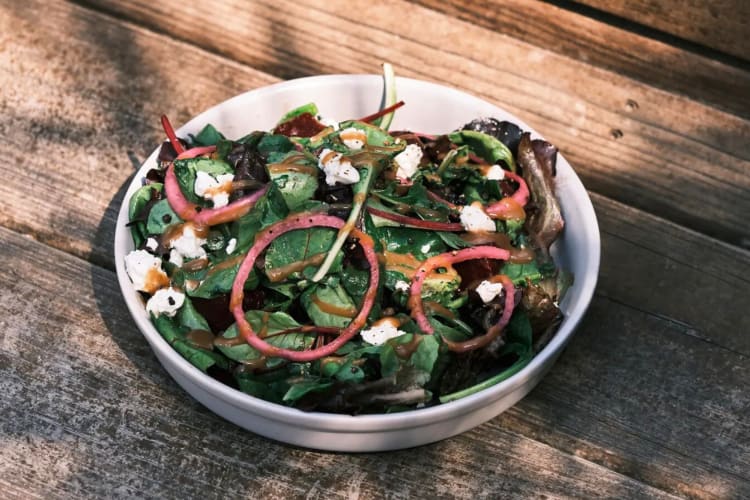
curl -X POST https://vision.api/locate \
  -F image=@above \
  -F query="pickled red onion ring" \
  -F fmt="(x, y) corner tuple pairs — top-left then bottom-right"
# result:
(408, 246), (510, 334)
(229, 213), (380, 362)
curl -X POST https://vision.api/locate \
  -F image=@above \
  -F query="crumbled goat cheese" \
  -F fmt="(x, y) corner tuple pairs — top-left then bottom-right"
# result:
(339, 127), (367, 150)
(475, 280), (505, 303)
(394, 280), (411, 293)
(124, 249), (168, 294)
(360, 320), (407, 346)
(317, 115), (340, 130)
(225, 237), (237, 255)
(393, 143), (423, 179)
(194, 171), (234, 208)
(146, 287), (185, 318)
(485, 164), (506, 180)
(145, 237), (159, 252)
(318, 148), (360, 186)
(460, 202), (496, 232)
(169, 225), (207, 267)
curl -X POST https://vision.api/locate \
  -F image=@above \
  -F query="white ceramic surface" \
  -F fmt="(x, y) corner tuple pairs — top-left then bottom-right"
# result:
(114, 74), (600, 452)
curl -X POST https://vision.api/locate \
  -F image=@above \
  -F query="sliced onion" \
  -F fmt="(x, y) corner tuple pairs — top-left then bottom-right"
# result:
(408, 246), (510, 334)
(163, 144), (269, 226)
(442, 275), (516, 353)
(485, 172), (529, 221)
(504, 171), (529, 206)
(367, 206), (464, 232)
(194, 186), (269, 226)
(229, 213), (380, 362)
(485, 196), (526, 221)
(176, 145), (217, 160)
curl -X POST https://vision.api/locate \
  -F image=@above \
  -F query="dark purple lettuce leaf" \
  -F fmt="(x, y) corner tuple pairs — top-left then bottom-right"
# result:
(518, 133), (564, 256)
(461, 118), (523, 157)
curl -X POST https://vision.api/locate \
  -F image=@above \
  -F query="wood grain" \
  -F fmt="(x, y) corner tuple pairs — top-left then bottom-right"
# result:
(591, 192), (750, 356)
(2, 0), (750, 497)
(572, 0), (750, 61)
(0, 226), (686, 499)
(69, 0), (750, 248)
(0, 0), (278, 266)
(410, 0), (750, 119)
(1, 0), (749, 352)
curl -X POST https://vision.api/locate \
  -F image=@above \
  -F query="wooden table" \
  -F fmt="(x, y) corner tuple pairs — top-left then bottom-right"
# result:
(2, 0), (748, 498)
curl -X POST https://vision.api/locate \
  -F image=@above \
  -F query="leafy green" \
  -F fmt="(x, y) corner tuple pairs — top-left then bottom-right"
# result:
(152, 314), (229, 372)
(188, 254), (259, 299)
(301, 282), (358, 328)
(278, 103), (319, 124)
(269, 168), (318, 210)
(231, 183), (289, 251)
(257, 134), (295, 163)
(128, 183), (163, 247)
(378, 227), (447, 260)
(379, 334), (440, 381)
(264, 227), (339, 281)
(283, 378), (334, 402)
(439, 311), (533, 403)
(436, 231), (472, 250)
(448, 130), (515, 171)
(503, 261), (543, 285)
(177, 297), (211, 331)
(146, 198), (183, 234)
(192, 124), (225, 146)
(337, 120), (397, 147)
(236, 375), (288, 404)
(219, 311), (313, 368)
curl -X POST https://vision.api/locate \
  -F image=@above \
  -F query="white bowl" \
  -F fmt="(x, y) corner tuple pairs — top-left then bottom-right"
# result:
(114, 74), (600, 451)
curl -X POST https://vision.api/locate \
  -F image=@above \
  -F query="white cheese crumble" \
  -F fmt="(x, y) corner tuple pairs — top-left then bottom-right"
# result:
(124, 249), (168, 294)
(360, 320), (408, 346)
(194, 171), (234, 208)
(225, 237), (237, 255)
(146, 287), (185, 318)
(318, 148), (360, 186)
(393, 143), (423, 179)
(394, 280), (411, 293)
(169, 225), (207, 267)
(475, 280), (505, 303)
(145, 237), (159, 252)
(460, 202), (496, 233)
(485, 164), (506, 180)
(318, 115), (340, 131)
(339, 127), (367, 150)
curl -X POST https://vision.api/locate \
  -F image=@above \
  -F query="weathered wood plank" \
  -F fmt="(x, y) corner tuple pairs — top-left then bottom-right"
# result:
(409, 0), (750, 119)
(591, 192), (750, 356)
(0, 0), (278, 266)
(64, 0), (750, 247)
(497, 294), (750, 499)
(0, 226), (683, 499)
(572, 0), (750, 61)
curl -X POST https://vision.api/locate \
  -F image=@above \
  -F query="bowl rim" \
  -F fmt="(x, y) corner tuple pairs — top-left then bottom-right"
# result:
(114, 73), (601, 432)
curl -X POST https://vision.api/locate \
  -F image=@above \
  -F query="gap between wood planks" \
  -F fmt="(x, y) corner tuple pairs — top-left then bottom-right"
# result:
(545, 0), (750, 69)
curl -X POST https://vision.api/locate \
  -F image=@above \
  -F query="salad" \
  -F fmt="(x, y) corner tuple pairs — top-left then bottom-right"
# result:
(124, 74), (569, 414)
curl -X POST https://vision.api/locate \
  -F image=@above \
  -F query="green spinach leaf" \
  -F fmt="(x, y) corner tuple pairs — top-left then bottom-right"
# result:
(219, 311), (313, 368)
(152, 314), (229, 372)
